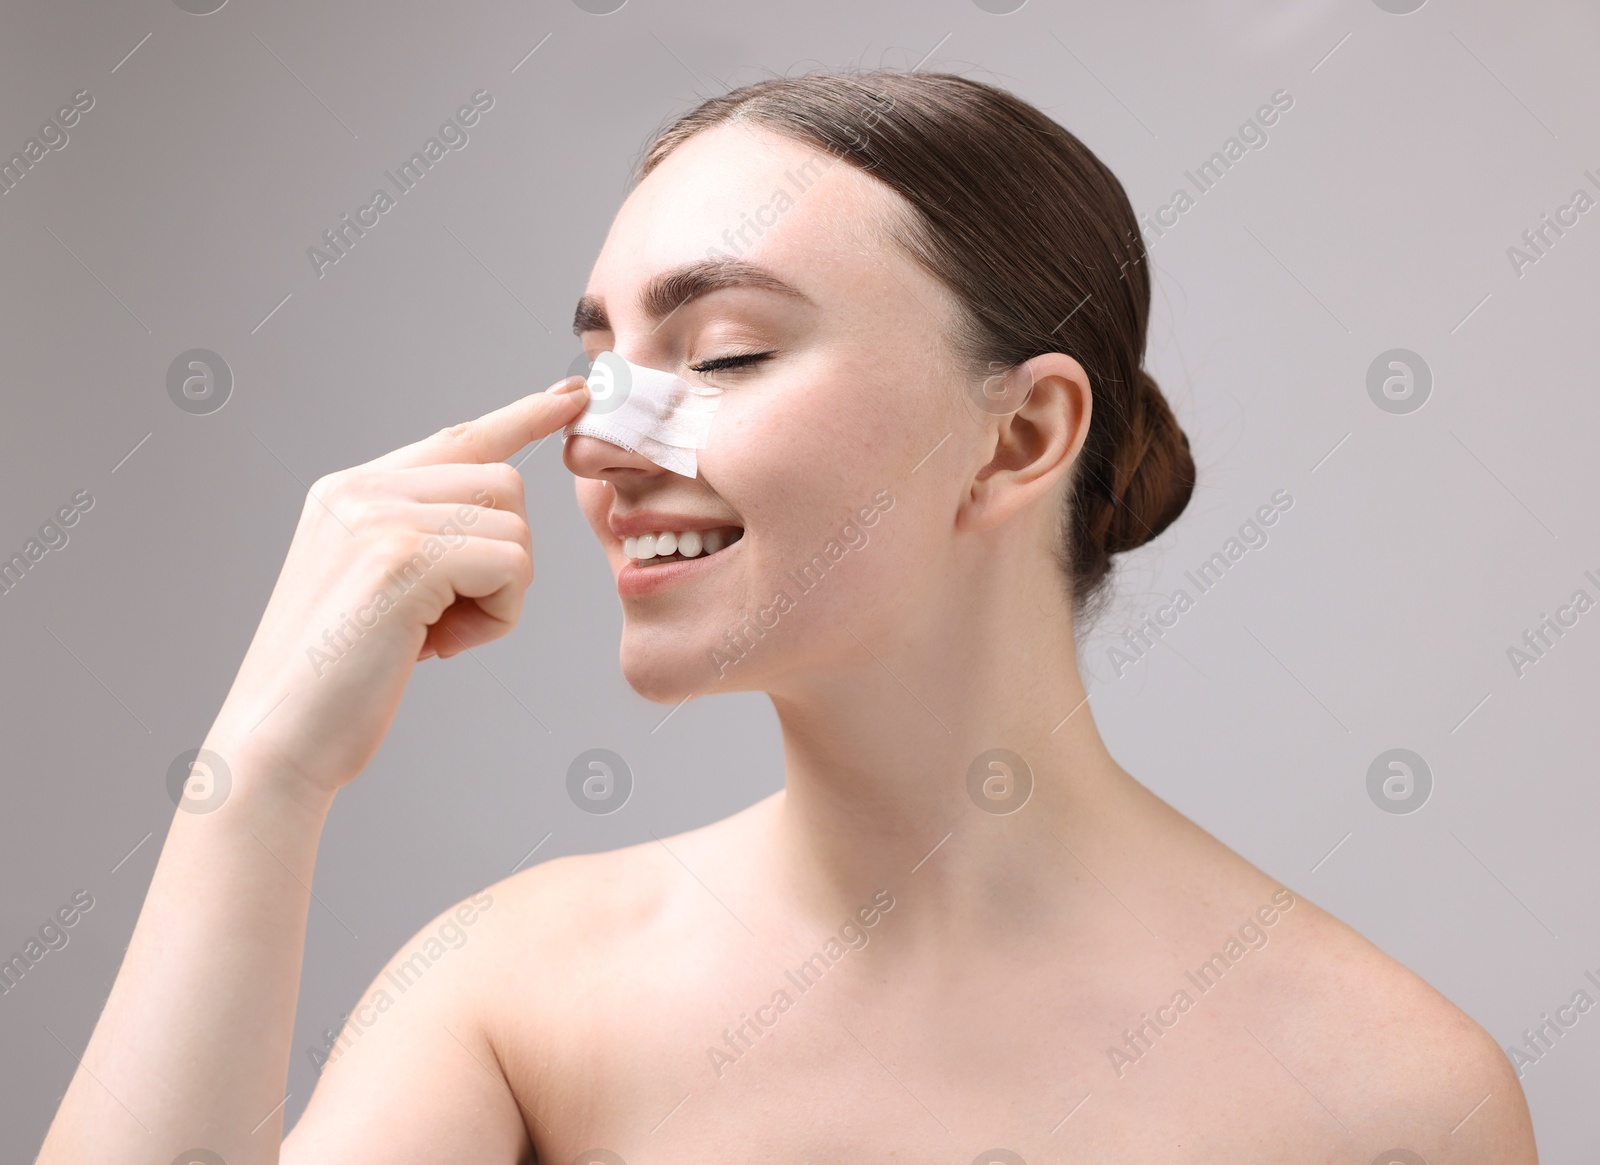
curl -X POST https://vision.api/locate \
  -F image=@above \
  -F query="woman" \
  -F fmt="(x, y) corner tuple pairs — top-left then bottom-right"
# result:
(39, 71), (1534, 1164)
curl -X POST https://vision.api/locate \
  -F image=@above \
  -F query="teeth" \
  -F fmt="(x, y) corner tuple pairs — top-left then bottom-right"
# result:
(623, 527), (741, 562)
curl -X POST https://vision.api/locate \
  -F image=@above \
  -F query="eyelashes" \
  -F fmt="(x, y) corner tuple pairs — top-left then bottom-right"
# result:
(688, 351), (775, 375)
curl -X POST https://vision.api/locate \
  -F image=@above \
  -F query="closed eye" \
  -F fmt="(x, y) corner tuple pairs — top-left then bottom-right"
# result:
(688, 351), (775, 374)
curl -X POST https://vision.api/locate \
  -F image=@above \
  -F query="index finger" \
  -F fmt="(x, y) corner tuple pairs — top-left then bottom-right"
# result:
(367, 376), (590, 471)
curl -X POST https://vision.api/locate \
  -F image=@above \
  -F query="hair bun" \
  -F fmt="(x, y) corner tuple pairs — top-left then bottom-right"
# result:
(1099, 370), (1195, 556)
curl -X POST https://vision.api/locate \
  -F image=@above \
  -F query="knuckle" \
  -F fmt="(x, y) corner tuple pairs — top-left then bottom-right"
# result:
(316, 468), (378, 509)
(496, 540), (533, 585)
(310, 470), (347, 502)
(345, 496), (393, 531)
(490, 461), (524, 494)
(373, 528), (422, 566)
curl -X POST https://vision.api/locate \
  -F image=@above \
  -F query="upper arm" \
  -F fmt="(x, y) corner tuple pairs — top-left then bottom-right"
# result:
(1253, 901), (1537, 1163)
(281, 889), (534, 1165)
(1386, 1016), (1538, 1165)
(1300, 942), (1539, 1163)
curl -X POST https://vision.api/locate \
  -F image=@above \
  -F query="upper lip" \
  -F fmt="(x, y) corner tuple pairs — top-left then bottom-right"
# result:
(606, 510), (745, 539)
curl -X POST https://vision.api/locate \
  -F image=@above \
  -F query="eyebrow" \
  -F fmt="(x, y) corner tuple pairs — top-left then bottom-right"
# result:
(572, 256), (813, 336)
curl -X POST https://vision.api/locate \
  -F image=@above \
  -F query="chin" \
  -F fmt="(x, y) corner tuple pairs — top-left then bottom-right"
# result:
(619, 615), (788, 702)
(618, 632), (722, 704)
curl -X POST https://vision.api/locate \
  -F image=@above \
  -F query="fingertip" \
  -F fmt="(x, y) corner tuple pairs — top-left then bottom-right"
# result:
(546, 375), (590, 398)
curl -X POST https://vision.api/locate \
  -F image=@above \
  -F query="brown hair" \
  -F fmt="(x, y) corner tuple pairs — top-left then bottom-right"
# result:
(638, 69), (1195, 617)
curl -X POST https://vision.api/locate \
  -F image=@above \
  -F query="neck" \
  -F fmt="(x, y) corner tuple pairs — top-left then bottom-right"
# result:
(761, 554), (1129, 953)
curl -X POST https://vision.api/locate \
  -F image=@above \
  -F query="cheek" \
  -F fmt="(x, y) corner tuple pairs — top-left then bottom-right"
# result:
(722, 394), (903, 578)
(716, 376), (899, 494)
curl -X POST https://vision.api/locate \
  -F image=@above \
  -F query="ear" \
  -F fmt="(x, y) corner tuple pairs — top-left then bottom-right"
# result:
(958, 353), (1093, 533)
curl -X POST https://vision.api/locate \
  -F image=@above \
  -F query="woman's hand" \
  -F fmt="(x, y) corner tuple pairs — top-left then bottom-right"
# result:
(34, 375), (592, 1165)
(207, 376), (590, 799)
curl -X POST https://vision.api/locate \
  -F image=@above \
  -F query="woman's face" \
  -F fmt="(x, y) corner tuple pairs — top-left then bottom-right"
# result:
(564, 122), (989, 702)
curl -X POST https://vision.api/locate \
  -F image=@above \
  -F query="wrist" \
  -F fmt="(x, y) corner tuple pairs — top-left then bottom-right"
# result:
(189, 727), (340, 824)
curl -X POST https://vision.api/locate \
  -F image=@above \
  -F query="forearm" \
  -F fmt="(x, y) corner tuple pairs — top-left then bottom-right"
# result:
(36, 734), (336, 1165)
(34, 377), (582, 1164)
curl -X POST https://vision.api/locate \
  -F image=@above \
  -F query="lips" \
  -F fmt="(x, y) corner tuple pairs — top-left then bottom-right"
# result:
(607, 510), (745, 540)
(606, 509), (746, 595)
(615, 527), (745, 596)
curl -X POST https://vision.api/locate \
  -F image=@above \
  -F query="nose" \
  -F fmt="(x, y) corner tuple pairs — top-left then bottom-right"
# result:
(561, 431), (670, 486)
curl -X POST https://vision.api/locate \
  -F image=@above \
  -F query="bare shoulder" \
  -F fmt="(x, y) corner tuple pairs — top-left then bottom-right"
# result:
(1124, 779), (1536, 1161)
(464, 800), (765, 987)
(454, 808), (768, 1124)
(282, 837), (695, 1161)
(472, 835), (683, 960)
(1251, 889), (1537, 1162)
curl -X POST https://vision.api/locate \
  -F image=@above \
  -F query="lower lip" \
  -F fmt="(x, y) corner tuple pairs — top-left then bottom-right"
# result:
(616, 537), (743, 597)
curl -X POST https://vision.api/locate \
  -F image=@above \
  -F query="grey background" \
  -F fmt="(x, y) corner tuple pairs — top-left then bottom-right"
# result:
(1, 0), (1595, 1158)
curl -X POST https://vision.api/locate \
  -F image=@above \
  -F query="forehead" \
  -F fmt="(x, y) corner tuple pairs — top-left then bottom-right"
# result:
(588, 121), (906, 297)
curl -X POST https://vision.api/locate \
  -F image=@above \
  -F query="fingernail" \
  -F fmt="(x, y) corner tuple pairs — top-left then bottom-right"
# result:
(548, 375), (589, 395)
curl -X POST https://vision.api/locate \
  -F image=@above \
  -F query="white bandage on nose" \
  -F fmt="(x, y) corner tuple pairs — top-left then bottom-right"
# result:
(562, 351), (723, 478)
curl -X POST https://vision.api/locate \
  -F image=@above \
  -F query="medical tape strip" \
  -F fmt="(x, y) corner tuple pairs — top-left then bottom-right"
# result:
(562, 350), (723, 478)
